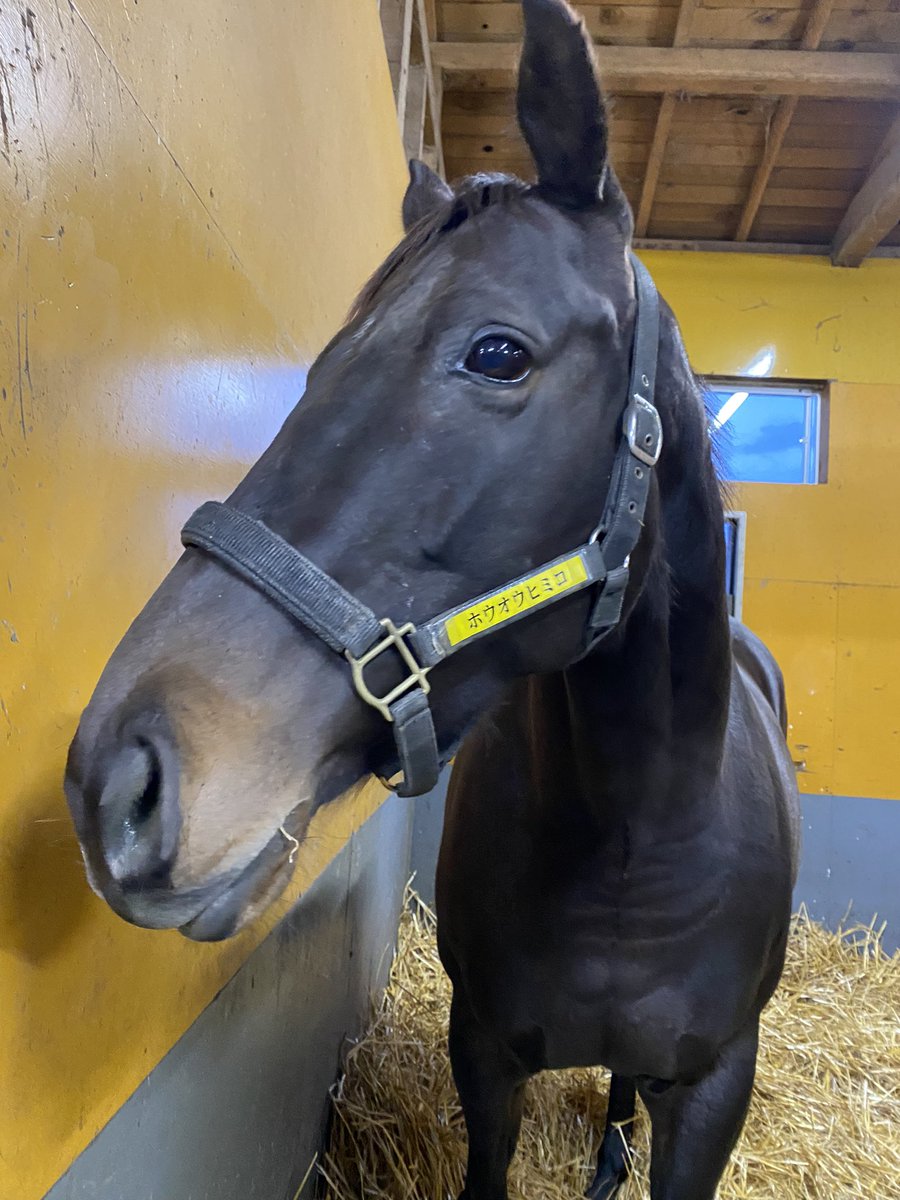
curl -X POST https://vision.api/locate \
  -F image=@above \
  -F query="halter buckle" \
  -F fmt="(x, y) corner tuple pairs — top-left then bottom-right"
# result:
(377, 768), (405, 790)
(624, 393), (663, 467)
(346, 619), (431, 723)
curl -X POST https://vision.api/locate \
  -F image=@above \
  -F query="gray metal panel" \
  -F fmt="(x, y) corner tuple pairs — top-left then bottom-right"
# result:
(794, 793), (900, 953)
(45, 795), (413, 1200)
(408, 767), (451, 908)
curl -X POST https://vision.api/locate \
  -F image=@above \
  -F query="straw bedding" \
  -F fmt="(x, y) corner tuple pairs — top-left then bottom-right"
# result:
(321, 895), (900, 1200)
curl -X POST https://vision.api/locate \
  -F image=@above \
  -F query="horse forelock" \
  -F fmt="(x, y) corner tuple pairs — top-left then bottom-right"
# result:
(349, 173), (531, 321)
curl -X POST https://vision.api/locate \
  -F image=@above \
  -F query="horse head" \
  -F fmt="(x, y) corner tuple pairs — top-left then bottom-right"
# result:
(66, 0), (657, 940)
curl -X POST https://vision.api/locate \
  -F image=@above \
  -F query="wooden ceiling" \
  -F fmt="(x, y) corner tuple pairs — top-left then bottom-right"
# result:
(387, 0), (900, 263)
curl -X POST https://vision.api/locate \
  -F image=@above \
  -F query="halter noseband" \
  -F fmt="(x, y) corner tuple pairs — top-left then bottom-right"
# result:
(181, 254), (662, 798)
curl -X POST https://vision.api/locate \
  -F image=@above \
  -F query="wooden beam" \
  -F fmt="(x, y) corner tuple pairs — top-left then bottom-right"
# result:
(734, 98), (799, 240)
(669, 0), (700, 46)
(380, 0), (404, 94)
(798, 0), (838, 47)
(423, 0), (438, 40)
(380, 0), (444, 174)
(832, 117), (900, 265)
(636, 237), (900, 257)
(396, 0), (415, 127)
(871, 110), (900, 174)
(431, 44), (900, 100)
(734, 0), (835, 241)
(634, 0), (699, 237)
(403, 65), (428, 161)
(416, 0), (446, 177)
(634, 98), (675, 238)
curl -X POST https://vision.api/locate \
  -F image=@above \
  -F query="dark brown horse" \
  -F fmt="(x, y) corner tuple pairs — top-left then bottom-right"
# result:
(65, 1), (799, 1195)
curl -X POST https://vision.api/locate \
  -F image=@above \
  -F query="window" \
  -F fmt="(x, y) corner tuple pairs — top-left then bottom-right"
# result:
(708, 380), (826, 485)
(723, 512), (747, 620)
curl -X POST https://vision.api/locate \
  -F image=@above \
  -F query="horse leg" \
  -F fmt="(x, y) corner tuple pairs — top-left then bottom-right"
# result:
(449, 989), (529, 1200)
(637, 1020), (759, 1200)
(585, 1074), (636, 1199)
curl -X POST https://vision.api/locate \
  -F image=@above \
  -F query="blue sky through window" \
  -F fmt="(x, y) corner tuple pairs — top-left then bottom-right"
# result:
(711, 386), (821, 484)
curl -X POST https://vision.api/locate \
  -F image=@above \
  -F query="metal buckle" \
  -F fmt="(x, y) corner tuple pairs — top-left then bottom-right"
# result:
(346, 619), (431, 723)
(624, 393), (662, 467)
(376, 768), (406, 792)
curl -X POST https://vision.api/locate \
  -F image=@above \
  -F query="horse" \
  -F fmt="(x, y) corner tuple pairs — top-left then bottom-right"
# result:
(64, 0), (799, 1195)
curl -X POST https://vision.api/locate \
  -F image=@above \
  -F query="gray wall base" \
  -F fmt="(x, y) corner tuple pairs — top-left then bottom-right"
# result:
(408, 768), (451, 908)
(45, 795), (413, 1200)
(794, 793), (900, 951)
(411, 780), (900, 953)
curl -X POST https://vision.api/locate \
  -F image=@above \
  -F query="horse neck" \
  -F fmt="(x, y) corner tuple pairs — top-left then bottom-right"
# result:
(529, 316), (731, 836)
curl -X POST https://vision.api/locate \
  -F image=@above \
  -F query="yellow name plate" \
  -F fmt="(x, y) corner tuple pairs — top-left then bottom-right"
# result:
(444, 553), (590, 647)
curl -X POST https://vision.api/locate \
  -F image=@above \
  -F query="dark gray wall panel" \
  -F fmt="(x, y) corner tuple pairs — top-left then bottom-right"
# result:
(409, 768), (450, 908)
(794, 793), (900, 952)
(45, 795), (413, 1200)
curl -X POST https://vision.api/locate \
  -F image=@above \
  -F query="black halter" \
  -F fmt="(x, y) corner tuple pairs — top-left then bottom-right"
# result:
(181, 254), (662, 798)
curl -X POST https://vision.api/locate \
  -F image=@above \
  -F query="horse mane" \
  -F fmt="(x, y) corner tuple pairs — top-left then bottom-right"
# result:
(695, 377), (736, 507)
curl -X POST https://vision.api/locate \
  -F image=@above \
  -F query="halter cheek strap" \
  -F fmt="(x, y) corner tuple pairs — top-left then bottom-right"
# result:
(584, 254), (661, 649)
(180, 253), (662, 798)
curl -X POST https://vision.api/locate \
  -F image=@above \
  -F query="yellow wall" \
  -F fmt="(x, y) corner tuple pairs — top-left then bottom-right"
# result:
(0, 2), (405, 1196)
(640, 251), (900, 802)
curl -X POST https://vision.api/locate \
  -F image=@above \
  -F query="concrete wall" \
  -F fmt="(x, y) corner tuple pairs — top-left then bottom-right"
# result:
(0, 2), (409, 1196)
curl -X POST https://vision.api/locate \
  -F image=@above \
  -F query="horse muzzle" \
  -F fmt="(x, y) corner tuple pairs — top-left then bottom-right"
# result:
(65, 721), (301, 941)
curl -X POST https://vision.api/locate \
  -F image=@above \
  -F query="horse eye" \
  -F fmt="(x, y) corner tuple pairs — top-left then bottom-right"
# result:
(464, 336), (533, 383)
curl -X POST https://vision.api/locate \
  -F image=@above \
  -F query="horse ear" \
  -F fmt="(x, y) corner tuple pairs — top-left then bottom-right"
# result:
(517, 0), (609, 210)
(402, 159), (453, 231)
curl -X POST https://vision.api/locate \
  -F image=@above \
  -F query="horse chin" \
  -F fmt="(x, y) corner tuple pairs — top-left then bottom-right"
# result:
(177, 823), (298, 942)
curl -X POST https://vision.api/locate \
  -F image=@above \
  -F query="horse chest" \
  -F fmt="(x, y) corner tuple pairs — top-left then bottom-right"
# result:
(450, 886), (756, 1083)
(439, 701), (794, 1084)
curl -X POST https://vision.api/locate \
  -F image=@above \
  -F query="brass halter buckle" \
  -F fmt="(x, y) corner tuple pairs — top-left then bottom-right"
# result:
(346, 619), (431, 723)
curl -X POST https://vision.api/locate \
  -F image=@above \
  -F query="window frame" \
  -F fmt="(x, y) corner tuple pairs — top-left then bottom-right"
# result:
(723, 510), (747, 621)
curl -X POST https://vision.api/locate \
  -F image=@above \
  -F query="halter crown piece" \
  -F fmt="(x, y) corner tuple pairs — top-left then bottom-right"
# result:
(181, 254), (662, 797)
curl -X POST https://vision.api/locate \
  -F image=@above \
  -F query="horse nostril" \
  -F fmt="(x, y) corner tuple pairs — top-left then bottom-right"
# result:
(132, 749), (162, 824)
(98, 737), (180, 885)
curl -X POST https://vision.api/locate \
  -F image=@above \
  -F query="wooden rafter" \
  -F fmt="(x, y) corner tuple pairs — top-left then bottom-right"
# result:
(423, 0), (438, 40)
(872, 112), (900, 175)
(396, 0), (415, 132)
(832, 113), (900, 266)
(634, 99), (675, 237)
(381, 0), (445, 177)
(734, 0), (836, 242)
(416, 0), (446, 177)
(634, 0), (700, 238)
(430, 44), (900, 101)
(636, 237), (900, 258)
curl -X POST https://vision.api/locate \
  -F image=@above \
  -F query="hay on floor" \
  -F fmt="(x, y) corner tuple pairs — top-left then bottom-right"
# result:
(321, 895), (900, 1200)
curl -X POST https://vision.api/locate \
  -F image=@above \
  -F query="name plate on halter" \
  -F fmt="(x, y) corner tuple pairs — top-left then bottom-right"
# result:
(443, 553), (590, 648)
